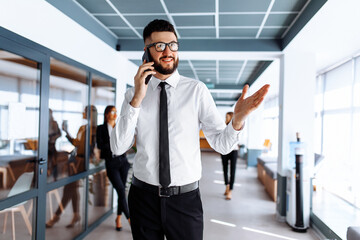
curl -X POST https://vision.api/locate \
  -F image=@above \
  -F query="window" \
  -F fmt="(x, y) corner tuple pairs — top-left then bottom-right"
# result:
(313, 56), (360, 238)
(315, 59), (359, 207)
(262, 95), (279, 156)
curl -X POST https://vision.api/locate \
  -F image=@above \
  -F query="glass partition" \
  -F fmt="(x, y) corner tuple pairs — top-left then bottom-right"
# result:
(0, 49), (39, 240)
(87, 170), (112, 226)
(0, 50), (38, 198)
(47, 58), (88, 182)
(45, 178), (86, 239)
(0, 198), (34, 239)
(88, 72), (116, 224)
(0, 29), (117, 240)
(90, 74), (116, 169)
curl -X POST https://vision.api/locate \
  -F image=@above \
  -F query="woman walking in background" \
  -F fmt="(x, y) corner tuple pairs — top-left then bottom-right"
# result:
(96, 105), (130, 231)
(221, 112), (239, 200)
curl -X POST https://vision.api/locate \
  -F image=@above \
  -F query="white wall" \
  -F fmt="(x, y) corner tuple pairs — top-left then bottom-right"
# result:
(243, 60), (280, 149)
(246, 0), (360, 161)
(276, 0), (360, 172)
(217, 106), (234, 121)
(0, 0), (138, 109)
(285, 0), (360, 73)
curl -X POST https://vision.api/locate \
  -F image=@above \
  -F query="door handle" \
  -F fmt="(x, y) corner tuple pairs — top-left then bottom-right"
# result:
(38, 158), (46, 165)
(27, 158), (47, 165)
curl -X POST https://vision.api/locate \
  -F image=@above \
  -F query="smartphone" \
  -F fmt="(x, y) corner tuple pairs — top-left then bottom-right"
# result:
(142, 48), (153, 85)
(62, 120), (68, 131)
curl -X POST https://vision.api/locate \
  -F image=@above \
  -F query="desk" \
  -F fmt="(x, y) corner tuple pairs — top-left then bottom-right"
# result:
(257, 156), (277, 184)
(0, 154), (36, 188)
(199, 130), (213, 151)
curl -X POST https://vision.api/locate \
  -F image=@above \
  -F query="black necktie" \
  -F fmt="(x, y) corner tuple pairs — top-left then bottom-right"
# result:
(159, 82), (171, 187)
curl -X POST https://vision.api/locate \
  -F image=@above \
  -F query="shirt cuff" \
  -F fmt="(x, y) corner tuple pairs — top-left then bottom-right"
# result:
(228, 120), (245, 136)
(124, 102), (140, 119)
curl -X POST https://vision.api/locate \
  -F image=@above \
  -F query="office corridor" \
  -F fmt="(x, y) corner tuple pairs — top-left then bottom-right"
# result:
(85, 152), (319, 240)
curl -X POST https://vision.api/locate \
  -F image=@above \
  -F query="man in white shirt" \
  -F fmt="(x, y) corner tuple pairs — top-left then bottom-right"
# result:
(111, 19), (269, 240)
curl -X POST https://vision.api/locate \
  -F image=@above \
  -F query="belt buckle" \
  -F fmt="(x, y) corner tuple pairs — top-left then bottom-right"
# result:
(158, 186), (171, 197)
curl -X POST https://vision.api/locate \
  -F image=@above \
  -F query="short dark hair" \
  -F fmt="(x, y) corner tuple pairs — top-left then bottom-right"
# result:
(226, 112), (234, 117)
(103, 105), (115, 124)
(143, 19), (177, 42)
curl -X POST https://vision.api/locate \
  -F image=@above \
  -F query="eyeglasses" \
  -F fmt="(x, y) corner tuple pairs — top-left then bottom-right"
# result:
(146, 42), (179, 52)
(110, 110), (117, 115)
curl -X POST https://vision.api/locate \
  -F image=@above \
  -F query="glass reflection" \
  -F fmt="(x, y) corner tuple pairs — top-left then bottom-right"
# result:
(48, 109), (61, 181)
(87, 74), (116, 225)
(0, 50), (38, 199)
(47, 58), (88, 182)
(62, 105), (97, 175)
(45, 179), (85, 239)
(0, 198), (34, 240)
(87, 170), (112, 226)
(90, 74), (115, 169)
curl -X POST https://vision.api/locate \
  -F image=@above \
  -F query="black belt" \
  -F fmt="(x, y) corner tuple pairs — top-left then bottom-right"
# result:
(111, 153), (126, 159)
(132, 176), (199, 198)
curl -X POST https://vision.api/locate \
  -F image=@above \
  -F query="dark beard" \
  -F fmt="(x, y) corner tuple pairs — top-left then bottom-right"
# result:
(153, 57), (179, 75)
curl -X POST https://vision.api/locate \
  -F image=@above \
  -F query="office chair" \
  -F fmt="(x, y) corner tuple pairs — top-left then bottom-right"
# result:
(0, 172), (34, 240)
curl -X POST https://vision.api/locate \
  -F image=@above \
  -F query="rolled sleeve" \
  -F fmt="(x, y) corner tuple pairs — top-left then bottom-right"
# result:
(199, 83), (243, 155)
(227, 120), (244, 139)
(110, 90), (140, 155)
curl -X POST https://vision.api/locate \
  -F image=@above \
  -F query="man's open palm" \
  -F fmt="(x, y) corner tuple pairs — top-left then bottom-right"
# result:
(232, 84), (270, 130)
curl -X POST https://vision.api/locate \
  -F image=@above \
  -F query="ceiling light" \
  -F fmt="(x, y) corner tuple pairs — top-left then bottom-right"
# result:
(209, 89), (242, 94)
(215, 100), (237, 105)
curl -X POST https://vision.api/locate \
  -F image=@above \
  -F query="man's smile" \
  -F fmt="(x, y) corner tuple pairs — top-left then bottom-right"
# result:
(160, 56), (174, 63)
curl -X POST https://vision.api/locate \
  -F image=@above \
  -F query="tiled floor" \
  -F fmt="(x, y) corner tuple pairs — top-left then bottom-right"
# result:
(85, 152), (320, 240)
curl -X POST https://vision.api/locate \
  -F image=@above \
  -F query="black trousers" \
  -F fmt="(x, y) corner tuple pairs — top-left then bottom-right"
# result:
(105, 155), (130, 218)
(128, 184), (203, 240)
(221, 150), (238, 190)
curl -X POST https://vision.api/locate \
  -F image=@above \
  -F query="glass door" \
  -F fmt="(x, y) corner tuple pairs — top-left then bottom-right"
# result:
(87, 73), (115, 226)
(45, 57), (89, 239)
(0, 29), (118, 239)
(0, 36), (49, 239)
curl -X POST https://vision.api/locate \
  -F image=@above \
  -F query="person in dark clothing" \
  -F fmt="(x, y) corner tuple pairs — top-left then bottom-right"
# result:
(221, 112), (239, 200)
(96, 105), (130, 231)
(48, 109), (61, 181)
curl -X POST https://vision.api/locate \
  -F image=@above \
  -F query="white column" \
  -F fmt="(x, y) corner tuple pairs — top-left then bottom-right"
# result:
(247, 103), (265, 150)
(277, 50), (315, 220)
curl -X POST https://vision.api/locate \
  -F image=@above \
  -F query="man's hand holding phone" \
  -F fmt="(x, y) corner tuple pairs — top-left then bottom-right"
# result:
(142, 48), (153, 85)
(130, 49), (156, 108)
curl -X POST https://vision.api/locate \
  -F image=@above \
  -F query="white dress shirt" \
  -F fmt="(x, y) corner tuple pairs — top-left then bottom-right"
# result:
(110, 70), (242, 186)
(107, 123), (113, 138)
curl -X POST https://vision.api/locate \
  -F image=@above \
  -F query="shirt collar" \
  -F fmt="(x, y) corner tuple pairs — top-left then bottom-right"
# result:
(150, 70), (180, 91)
